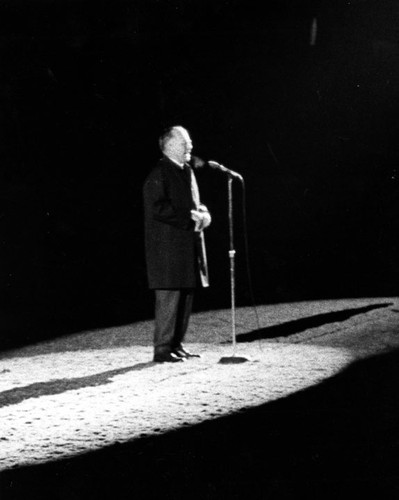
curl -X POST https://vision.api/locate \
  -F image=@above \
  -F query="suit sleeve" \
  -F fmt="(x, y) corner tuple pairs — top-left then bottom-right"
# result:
(143, 172), (194, 231)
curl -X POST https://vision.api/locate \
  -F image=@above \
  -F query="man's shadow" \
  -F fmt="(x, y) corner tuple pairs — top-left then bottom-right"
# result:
(0, 362), (156, 409)
(2, 346), (399, 499)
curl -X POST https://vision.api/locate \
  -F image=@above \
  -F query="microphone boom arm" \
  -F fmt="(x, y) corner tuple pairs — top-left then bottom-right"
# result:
(208, 161), (243, 181)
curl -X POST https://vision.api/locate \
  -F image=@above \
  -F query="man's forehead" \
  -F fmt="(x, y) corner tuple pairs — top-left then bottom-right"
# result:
(174, 127), (191, 143)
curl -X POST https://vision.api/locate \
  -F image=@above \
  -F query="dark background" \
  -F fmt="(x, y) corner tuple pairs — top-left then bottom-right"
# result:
(1, 0), (399, 348)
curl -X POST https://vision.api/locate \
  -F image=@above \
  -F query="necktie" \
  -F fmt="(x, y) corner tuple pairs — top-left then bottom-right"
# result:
(184, 165), (200, 209)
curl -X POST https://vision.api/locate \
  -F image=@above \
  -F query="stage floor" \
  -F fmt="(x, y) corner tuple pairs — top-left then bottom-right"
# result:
(1, 297), (398, 472)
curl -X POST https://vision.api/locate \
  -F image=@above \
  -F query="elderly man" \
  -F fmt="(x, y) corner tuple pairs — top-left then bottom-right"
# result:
(143, 126), (211, 362)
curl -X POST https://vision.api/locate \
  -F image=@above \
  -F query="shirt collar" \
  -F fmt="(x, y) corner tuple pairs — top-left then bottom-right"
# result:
(165, 155), (185, 169)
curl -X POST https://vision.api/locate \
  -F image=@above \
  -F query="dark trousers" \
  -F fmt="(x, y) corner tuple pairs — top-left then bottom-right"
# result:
(153, 289), (194, 355)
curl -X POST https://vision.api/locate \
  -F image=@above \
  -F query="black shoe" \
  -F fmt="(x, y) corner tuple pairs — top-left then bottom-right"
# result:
(172, 347), (201, 358)
(153, 352), (184, 363)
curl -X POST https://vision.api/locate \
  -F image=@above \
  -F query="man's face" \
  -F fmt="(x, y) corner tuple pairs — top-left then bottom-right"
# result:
(168, 128), (193, 164)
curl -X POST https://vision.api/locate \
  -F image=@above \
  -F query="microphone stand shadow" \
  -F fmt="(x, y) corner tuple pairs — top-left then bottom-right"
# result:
(218, 174), (249, 364)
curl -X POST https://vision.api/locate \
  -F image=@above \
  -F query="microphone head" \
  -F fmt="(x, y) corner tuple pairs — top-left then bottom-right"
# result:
(190, 155), (206, 169)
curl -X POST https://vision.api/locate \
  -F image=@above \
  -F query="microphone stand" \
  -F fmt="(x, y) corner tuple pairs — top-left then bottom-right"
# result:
(219, 175), (249, 364)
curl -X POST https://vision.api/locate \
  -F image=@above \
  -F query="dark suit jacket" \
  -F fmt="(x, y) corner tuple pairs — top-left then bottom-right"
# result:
(143, 156), (209, 289)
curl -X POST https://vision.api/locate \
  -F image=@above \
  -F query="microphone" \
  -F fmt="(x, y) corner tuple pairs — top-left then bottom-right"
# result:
(208, 160), (243, 181)
(190, 156), (206, 169)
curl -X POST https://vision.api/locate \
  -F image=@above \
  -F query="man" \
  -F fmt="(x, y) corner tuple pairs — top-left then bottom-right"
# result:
(143, 126), (211, 362)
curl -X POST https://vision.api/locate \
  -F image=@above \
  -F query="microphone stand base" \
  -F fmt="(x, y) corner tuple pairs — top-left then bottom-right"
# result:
(218, 356), (250, 364)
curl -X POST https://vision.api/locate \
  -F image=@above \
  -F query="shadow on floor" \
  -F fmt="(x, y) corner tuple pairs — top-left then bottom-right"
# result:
(236, 302), (393, 342)
(1, 347), (399, 499)
(0, 362), (156, 409)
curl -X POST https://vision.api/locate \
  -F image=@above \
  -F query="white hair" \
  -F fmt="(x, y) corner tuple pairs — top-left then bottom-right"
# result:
(159, 126), (188, 152)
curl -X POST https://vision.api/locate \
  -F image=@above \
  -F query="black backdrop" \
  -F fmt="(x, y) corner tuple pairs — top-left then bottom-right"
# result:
(1, 0), (399, 347)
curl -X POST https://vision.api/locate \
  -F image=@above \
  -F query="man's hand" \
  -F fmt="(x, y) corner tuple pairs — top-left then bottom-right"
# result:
(191, 209), (212, 232)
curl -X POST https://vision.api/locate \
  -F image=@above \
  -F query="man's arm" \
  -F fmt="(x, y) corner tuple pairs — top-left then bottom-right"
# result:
(144, 174), (194, 230)
(191, 204), (211, 232)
